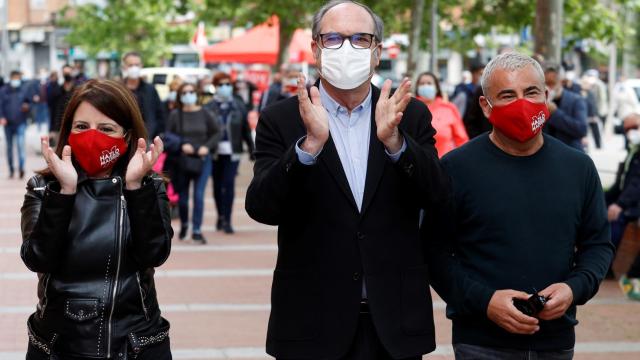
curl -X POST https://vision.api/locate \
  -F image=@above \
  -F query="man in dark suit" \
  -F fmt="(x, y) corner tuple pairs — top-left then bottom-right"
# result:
(544, 64), (588, 151)
(245, 1), (449, 359)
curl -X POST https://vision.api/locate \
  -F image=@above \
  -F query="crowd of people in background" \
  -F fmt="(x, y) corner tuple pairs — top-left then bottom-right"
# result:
(2, 39), (640, 297)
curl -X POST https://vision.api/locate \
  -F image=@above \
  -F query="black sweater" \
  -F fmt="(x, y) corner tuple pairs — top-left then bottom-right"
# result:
(425, 133), (614, 351)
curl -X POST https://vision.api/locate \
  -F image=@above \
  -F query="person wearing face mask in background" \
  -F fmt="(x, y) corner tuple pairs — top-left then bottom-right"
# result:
(29, 68), (51, 132)
(48, 65), (77, 147)
(122, 51), (166, 139)
(163, 76), (183, 119)
(259, 66), (284, 112)
(608, 120), (640, 302)
(21, 79), (173, 359)
(425, 52), (613, 360)
(0, 70), (31, 179)
(197, 76), (215, 106)
(167, 83), (220, 244)
(246, 1), (449, 359)
(233, 73), (257, 111)
(415, 72), (468, 157)
(605, 115), (640, 289)
(543, 64), (588, 151)
(260, 64), (304, 109)
(204, 72), (255, 234)
(72, 62), (89, 85)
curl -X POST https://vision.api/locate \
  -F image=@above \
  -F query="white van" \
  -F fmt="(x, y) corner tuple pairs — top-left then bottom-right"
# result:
(140, 67), (212, 100)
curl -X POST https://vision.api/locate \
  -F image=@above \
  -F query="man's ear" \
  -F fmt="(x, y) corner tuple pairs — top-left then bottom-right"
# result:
(479, 95), (492, 119)
(373, 45), (382, 67)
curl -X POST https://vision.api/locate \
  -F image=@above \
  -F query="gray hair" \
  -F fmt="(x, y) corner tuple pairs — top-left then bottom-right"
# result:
(481, 52), (545, 98)
(312, 0), (384, 42)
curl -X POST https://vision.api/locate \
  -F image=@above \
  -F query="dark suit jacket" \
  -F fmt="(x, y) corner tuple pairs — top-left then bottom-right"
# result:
(245, 84), (449, 359)
(544, 90), (588, 151)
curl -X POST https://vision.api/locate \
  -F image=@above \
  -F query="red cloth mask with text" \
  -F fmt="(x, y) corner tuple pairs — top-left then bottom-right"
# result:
(488, 98), (550, 143)
(68, 129), (128, 176)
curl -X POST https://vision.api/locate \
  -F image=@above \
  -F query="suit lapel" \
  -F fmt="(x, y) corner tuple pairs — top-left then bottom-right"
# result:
(361, 87), (386, 216)
(321, 135), (360, 212)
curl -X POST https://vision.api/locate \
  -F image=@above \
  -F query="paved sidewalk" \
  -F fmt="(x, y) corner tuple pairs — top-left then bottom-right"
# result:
(0, 128), (638, 359)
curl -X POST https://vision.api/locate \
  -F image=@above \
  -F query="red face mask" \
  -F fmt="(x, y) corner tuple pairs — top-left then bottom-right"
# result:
(487, 98), (550, 143)
(68, 129), (128, 176)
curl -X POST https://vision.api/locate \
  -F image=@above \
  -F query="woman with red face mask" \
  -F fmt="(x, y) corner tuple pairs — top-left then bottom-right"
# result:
(20, 79), (173, 359)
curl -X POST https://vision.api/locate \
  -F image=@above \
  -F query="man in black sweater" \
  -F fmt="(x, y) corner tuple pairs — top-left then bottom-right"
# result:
(425, 52), (614, 359)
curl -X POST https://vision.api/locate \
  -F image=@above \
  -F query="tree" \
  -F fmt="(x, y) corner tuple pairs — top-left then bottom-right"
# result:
(440, 0), (628, 59)
(533, 0), (563, 65)
(61, 0), (187, 67)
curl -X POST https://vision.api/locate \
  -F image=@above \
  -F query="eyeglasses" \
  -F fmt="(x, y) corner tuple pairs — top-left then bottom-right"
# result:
(317, 32), (376, 50)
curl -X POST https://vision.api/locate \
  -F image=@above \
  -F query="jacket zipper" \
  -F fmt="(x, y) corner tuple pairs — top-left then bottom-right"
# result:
(107, 186), (126, 358)
(136, 272), (150, 321)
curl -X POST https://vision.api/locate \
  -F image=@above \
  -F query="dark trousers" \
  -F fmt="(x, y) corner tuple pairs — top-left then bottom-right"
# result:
(4, 122), (26, 173)
(278, 305), (421, 360)
(610, 214), (629, 249)
(212, 155), (239, 224)
(453, 343), (574, 360)
(175, 155), (212, 233)
(26, 338), (172, 359)
(588, 121), (602, 149)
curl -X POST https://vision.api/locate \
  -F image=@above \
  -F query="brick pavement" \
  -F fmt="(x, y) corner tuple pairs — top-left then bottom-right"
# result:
(0, 141), (639, 359)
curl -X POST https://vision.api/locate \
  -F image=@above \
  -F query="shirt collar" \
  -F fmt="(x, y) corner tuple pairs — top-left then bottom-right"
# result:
(318, 81), (372, 117)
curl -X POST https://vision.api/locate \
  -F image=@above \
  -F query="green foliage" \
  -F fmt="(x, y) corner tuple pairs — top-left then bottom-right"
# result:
(60, 0), (181, 66)
(59, 0), (640, 68)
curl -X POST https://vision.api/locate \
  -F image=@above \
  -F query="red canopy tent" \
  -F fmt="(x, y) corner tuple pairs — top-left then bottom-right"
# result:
(202, 17), (315, 65)
(203, 16), (280, 65)
(288, 29), (315, 65)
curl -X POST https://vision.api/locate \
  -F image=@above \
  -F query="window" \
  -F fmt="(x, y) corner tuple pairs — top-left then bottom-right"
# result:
(30, 0), (46, 9)
(152, 74), (167, 85)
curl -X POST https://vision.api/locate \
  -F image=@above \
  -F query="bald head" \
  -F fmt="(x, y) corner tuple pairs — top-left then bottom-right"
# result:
(312, 1), (383, 42)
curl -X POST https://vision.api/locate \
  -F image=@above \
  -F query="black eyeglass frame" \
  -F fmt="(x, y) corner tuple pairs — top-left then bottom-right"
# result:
(316, 32), (378, 50)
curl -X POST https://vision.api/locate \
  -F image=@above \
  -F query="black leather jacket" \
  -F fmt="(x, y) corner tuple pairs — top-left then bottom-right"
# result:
(20, 170), (174, 358)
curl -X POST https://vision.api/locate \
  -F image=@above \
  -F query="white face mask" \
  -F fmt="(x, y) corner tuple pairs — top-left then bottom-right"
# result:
(628, 129), (640, 146)
(320, 43), (374, 90)
(125, 65), (141, 79)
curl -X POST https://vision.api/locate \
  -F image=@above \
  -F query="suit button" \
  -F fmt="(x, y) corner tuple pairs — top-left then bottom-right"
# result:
(285, 163), (292, 172)
(353, 272), (360, 281)
(112, 178), (118, 184)
(357, 232), (365, 240)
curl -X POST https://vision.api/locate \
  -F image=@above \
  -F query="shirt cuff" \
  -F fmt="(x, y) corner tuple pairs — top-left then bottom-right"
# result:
(385, 139), (407, 163)
(295, 136), (322, 166)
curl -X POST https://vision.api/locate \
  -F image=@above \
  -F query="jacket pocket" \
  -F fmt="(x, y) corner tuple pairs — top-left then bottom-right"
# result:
(27, 313), (59, 355)
(127, 317), (170, 355)
(64, 298), (99, 322)
(401, 265), (435, 335)
(268, 269), (318, 341)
